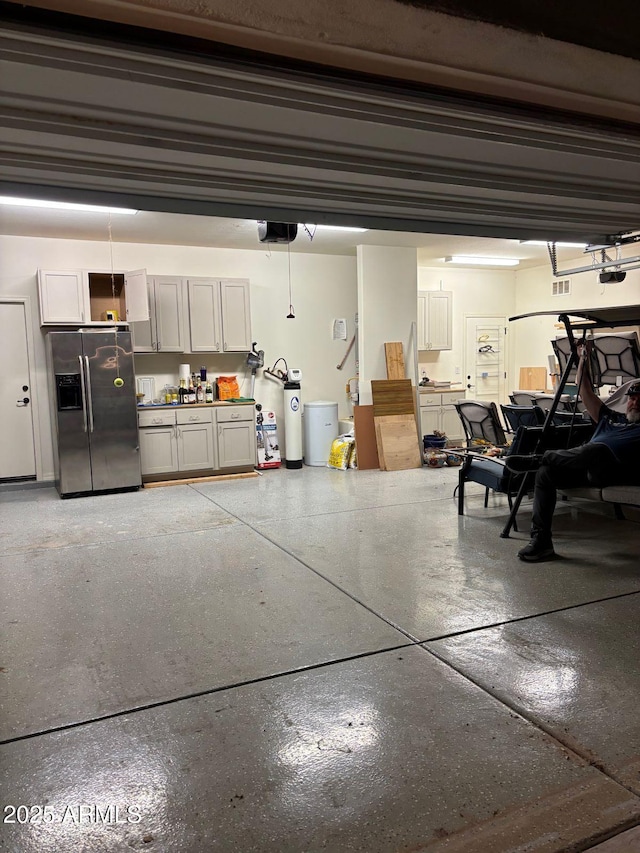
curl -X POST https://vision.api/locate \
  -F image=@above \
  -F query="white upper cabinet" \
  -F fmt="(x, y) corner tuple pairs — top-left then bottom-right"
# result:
(417, 290), (452, 351)
(131, 276), (184, 352)
(154, 277), (184, 352)
(38, 268), (149, 326)
(186, 277), (251, 353)
(38, 268), (251, 353)
(219, 279), (252, 352)
(187, 279), (221, 352)
(38, 270), (86, 324)
(123, 269), (150, 322)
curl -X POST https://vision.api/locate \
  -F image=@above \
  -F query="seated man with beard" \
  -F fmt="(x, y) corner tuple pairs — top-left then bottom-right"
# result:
(506, 343), (640, 563)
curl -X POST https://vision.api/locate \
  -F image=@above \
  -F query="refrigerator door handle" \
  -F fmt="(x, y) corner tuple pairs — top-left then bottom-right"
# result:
(78, 355), (88, 433)
(84, 355), (95, 433)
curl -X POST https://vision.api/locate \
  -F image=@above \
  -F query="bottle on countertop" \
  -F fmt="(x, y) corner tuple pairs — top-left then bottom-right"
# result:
(196, 378), (205, 404)
(188, 378), (196, 404)
(205, 381), (213, 403)
(179, 379), (187, 405)
(200, 366), (207, 382)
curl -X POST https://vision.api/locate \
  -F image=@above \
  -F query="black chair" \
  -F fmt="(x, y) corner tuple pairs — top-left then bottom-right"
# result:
(456, 422), (596, 527)
(509, 390), (537, 406)
(455, 400), (507, 448)
(455, 425), (540, 529)
(532, 392), (572, 413)
(547, 409), (591, 425)
(500, 404), (545, 434)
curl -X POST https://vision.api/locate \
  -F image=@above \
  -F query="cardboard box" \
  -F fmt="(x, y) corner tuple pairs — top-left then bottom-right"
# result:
(256, 409), (281, 469)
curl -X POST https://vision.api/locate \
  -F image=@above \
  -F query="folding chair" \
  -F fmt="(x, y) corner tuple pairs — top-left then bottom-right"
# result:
(509, 390), (537, 406)
(455, 400), (507, 448)
(500, 404), (545, 434)
(455, 425), (542, 529)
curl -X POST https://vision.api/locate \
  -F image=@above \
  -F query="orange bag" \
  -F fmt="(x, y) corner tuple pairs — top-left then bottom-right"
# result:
(216, 375), (240, 400)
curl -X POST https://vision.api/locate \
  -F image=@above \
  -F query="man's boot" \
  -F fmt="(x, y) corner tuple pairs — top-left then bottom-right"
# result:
(517, 529), (555, 562)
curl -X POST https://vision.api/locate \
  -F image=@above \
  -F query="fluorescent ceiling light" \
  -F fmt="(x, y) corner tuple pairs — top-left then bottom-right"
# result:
(0, 196), (138, 214)
(444, 255), (519, 266)
(521, 240), (586, 248)
(300, 223), (368, 233)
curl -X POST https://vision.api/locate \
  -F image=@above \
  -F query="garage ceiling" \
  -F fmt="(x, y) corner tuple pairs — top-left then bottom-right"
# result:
(0, 203), (601, 272)
(1, 15), (639, 244)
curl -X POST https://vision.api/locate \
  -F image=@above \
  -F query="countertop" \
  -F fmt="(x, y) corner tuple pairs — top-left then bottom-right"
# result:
(138, 401), (254, 409)
(418, 386), (464, 395)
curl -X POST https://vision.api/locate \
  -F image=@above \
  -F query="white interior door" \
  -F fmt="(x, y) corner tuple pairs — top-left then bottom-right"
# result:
(464, 316), (507, 404)
(0, 301), (36, 479)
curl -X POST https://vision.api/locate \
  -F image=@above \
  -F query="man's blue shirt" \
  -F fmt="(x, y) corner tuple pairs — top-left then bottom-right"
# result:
(590, 404), (640, 473)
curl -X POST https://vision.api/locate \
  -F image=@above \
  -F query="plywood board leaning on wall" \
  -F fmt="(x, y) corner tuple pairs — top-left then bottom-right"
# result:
(370, 379), (416, 416)
(519, 367), (548, 391)
(384, 342), (405, 380)
(353, 405), (379, 470)
(374, 414), (422, 471)
(371, 379), (422, 471)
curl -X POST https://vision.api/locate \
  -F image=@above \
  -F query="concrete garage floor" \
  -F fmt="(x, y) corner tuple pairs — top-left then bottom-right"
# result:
(1, 466), (639, 852)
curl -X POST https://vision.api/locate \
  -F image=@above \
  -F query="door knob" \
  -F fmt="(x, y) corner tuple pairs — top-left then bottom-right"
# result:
(17, 397), (30, 405)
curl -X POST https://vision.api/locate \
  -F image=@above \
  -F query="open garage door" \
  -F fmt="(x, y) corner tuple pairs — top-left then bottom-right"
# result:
(1, 16), (639, 241)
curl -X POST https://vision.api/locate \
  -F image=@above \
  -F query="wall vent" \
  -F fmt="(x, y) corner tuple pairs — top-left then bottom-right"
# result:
(552, 278), (571, 296)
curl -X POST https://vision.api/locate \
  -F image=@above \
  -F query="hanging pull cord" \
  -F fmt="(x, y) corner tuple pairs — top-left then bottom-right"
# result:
(108, 213), (122, 385)
(286, 241), (295, 318)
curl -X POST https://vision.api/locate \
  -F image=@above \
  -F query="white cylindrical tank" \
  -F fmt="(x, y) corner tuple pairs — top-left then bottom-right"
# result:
(283, 382), (303, 469)
(303, 401), (339, 466)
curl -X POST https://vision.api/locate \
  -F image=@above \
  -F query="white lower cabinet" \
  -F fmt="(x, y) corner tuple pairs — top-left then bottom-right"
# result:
(176, 423), (215, 471)
(419, 392), (464, 442)
(139, 426), (179, 475)
(217, 407), (255, 468)
(138, 406), (254, 476)
(176, 408), (216, 471)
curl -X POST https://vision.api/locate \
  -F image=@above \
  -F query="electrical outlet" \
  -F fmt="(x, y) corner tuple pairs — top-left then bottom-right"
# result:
(454, 366), (461, 375)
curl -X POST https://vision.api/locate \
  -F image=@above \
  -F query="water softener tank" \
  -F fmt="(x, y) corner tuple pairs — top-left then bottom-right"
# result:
(283, 380), (303, 469)
(303, 401), (339, 466)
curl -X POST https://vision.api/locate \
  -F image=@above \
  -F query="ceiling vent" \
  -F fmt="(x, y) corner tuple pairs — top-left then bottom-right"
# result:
(552, 278), (571, 296)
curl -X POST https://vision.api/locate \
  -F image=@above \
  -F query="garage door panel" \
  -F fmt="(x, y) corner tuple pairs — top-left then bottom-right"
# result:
(1, 28), (639, 240)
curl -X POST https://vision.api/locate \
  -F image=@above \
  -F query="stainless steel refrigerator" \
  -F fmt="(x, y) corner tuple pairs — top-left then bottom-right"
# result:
(47, 330), (141, 496)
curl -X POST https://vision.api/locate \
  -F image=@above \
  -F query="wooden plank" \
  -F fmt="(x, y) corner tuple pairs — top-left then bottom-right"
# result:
(384, 342), (405, 380)
(144, 471), (258, 488)
(519, 366), (548, 391)
(374, 414), (422, 470)
(374, 418), (387, 470)
(373, 414), (410, 470)
(353, 405), (379, 470)
(371, 378), (415, 416)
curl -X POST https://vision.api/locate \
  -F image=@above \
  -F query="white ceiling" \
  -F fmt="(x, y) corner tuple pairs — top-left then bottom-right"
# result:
(0, 205), (590, 271)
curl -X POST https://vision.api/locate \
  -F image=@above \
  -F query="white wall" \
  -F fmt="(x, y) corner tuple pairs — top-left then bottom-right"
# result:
(417, 266), (517, 391)
(357, 245), (418, 404)
(0, 235), (357, 477)
(514, 260), (640, 386)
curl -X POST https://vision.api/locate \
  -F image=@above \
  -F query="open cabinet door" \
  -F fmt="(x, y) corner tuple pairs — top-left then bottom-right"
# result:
(124, 269), (150, 322)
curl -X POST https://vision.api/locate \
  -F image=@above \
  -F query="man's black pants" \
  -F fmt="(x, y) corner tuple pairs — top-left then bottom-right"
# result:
(531, 443), (622, 537)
